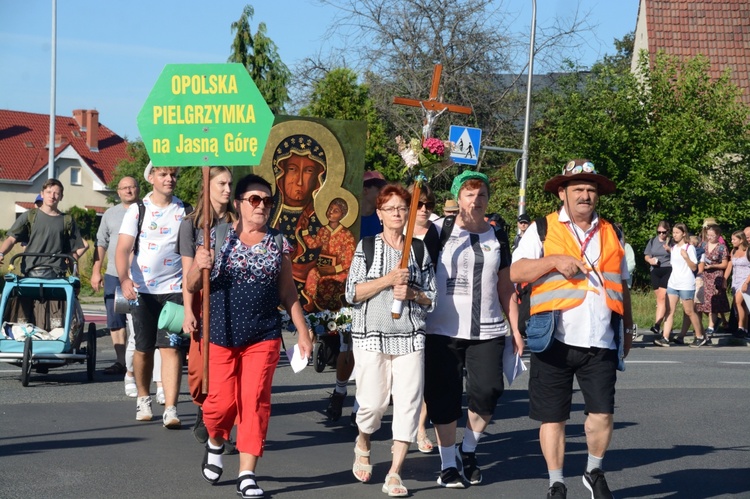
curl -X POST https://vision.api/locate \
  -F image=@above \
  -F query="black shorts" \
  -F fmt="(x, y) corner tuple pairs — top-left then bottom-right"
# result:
(528, 339), (617, 422)
(424, 334), (506, 425)
(650, 266), (672, 290)
(103, 274), (127, 330)
(130, 292), (184, 351)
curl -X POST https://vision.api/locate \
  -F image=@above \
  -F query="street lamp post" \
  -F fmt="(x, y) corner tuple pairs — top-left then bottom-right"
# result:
(48, 0), (57, 180)
(518, 0), (536, 217)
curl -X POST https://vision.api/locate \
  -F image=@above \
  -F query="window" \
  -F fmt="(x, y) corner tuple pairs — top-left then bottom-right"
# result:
(70, 167), (82, 186)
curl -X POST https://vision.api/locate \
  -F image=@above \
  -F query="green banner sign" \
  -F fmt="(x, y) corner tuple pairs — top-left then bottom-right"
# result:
(137, 63), (274, 167)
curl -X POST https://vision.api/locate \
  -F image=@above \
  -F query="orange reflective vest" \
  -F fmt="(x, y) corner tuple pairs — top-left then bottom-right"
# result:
(529, 212), (624, 316)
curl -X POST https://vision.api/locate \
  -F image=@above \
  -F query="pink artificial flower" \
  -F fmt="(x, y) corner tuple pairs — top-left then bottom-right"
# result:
(423, 138), (445, 156)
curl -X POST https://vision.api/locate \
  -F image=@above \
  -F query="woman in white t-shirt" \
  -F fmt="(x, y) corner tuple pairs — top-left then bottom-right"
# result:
(654, 223), (706, 347)
(423, 171), (523, 488)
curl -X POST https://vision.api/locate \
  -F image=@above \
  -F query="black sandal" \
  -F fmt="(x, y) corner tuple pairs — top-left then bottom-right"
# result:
(201, 443), (224, 485)
(236, 473), (264, 498)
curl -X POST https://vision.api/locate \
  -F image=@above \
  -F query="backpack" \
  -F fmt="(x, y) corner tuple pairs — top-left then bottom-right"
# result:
(361, 236), (426, 274)
(515, 216), (623, 335)
(133, 199), (193, 255)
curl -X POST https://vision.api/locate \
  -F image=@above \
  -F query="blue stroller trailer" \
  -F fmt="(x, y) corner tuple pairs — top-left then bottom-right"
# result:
(0, 253), (96, 386)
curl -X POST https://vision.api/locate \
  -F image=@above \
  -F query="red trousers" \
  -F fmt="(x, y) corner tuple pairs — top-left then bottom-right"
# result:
(202, 338), (281, 457)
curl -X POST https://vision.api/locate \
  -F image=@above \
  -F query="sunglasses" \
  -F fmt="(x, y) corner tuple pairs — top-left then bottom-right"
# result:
(239, 195), (274, 208)
(657, 230), (667, 235)
(418, 201), (435, 210)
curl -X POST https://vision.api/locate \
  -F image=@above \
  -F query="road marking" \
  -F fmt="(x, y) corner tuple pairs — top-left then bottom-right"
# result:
(718, 361), (750, 365)
(626, 360), (682, 364)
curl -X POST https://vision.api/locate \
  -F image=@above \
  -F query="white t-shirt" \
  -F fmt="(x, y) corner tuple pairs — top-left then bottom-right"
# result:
(119, 192), (189, 294)
(425, 219), (509, 340)
(667, 242), (697, 291)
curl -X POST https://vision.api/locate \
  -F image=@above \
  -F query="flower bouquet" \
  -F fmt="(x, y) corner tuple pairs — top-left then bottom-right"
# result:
(396, 136), (453, 174)
(280, 307), (353, 337)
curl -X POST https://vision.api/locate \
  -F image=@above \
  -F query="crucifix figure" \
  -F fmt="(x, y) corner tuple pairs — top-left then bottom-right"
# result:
(393, 64), (472, 139)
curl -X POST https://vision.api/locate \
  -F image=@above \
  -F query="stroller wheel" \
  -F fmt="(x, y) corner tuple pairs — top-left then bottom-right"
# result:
(86, 323), (96, 382)
(21, 336), (32, 387)
(313, 341), (326, 373)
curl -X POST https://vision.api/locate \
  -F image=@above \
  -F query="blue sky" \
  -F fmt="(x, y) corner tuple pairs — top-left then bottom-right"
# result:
(0, 1), (639, 140)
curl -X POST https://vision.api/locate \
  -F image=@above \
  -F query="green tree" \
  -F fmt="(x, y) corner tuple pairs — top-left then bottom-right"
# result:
(529, 42), (750, 285)
(298, 67), (402, 179)
(228, 4), (291, 115)
(68, 206), (98, 241)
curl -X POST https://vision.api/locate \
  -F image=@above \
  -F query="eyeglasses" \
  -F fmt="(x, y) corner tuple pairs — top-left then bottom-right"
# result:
(417, 201), (435, 211)
(564, 160), (597, 175)
(379, 206), (408, 214)
(239, 195), (274, 208)
(657, 230), (667, 235)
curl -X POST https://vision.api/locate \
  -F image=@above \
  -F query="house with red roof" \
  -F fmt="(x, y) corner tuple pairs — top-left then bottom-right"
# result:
(632, 0), (750, 106)
(0, 109), (130, 229)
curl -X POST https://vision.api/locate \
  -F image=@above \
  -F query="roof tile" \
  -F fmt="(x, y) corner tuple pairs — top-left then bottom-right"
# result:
(644, 0), (750, 105)
(0, 109), (130, 183)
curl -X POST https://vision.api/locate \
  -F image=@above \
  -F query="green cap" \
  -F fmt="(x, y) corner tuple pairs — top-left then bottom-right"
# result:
(450, 170), (490, 199)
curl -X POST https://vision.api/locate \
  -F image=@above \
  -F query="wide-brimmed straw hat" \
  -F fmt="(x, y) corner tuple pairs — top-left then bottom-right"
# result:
(543, 159), (616, 195)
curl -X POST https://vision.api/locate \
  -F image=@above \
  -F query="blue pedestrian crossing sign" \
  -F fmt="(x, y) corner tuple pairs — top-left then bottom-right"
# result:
(449, 125), (481, 166)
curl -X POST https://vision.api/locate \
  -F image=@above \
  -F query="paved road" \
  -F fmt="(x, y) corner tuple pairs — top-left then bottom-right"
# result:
(1, 328), (749, 499)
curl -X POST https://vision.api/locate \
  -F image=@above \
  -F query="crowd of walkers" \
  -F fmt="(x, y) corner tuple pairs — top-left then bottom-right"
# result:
(645, 220), (750, 346)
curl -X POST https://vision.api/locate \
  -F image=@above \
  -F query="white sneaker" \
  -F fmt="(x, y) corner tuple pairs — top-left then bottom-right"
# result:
(163, 405), (181, 429)
(136, 396), (153, 421)
(156, 387), (165, 405)
(124, 376), (137, 398)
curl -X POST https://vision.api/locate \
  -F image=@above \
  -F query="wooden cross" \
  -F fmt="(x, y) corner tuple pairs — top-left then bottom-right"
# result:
(393, 64), (472, 139)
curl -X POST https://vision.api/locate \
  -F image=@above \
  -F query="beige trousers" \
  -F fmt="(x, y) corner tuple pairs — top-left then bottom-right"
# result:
(353, 347), (424, 442)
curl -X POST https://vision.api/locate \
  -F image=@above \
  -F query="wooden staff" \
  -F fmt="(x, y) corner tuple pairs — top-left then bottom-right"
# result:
(201, 166), (211, 394)
(392, 176), (423, 319)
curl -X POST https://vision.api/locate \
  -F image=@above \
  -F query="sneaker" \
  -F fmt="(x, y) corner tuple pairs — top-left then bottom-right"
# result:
(690, 336), (708, 348)
(156, 387), (165, 405)
(669, 334), (685, 345)
(325, 391), (345, 422)
(162, 405), (181, 429)
(457, 443), (482, 485)
(437, 467), (466, 488)
(193, 407), (209, 444)
(649, 325), (660, 336)
(124, 376), (137, 398)
(136, 396), (153, 421)
(653, 336), (670, 347)
(547, 481), (568, 499)
(350, 411), (358, 429)
(731, 328), (746, 339)
(582, 468), (613, 499)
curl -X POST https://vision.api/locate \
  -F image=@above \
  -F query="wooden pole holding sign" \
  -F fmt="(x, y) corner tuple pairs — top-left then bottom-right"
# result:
(201, 167), (211, 394)
(392, 176), (423, 319)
